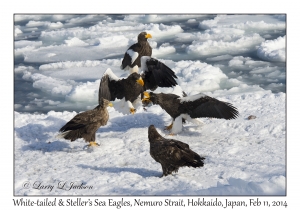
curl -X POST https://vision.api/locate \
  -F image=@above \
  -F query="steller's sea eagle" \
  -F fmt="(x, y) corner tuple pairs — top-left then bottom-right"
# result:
(121, 32), (152, 73)
(148, 125), (205, 177)
(143, 92), (239, 134)
(99, 57), (177, 114)
(57, 97), (113, 147)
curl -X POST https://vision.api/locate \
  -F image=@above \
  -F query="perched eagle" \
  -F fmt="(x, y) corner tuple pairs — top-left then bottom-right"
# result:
(143, 92), (239, 134)
(148, 125), (205, 177)
(121, 32), (152, 73)
(99, 58), (177, 114)
(57, 98), (113, 147)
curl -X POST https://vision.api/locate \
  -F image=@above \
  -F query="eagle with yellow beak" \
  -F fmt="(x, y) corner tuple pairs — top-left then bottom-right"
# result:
(57, 97), (113, 147)
(120, 32), (152, 74)
(99, 59), (178, 115)
(143, 92), (239, 134)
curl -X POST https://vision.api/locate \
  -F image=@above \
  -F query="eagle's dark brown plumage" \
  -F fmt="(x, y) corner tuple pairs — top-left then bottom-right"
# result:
(99, 69), (145, 114)
(99, 71), (144, 104)
(148, 125), (205, 177)
(143, 92), (239, 134)
(121, 32), (152, 73)
(99, 63), (177, 114)
(57, 97), (112, 147)
(141, 56), (178, 91)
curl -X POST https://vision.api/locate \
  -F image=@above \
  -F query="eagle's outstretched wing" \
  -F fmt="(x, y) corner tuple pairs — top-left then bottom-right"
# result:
(98, 68), (123, 103)
(179, 94), (239, 120)
(141, 56), (178, 91)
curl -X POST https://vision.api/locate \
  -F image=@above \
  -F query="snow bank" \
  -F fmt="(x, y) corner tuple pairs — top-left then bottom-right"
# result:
(186, 34), (264, 57)
(64, 37), (88, 47)
(23, 72), (74, 97)
(199, 15), (286, 32)
(15, 40), (43, 49)
(65, 80), (99, 103)
(257, 36), (286, 62)
(124, 15), (208, 23)
(98, 35), (129, 48)
(26, 20), (64, 29)
(152, 43), (176, 57)
(171, 60), (241, 94)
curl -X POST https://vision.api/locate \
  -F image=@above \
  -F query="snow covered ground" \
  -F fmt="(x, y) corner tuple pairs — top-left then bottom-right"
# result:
(13, 14), (286, 196)
(14, 89), (285, 195)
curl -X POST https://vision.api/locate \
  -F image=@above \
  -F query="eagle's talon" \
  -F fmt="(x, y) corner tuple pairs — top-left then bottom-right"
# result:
(164, 123), (173, 131)
(89, 142), (100, 147)
(130, 108), (136, 114)
(83, 142), (100, 149)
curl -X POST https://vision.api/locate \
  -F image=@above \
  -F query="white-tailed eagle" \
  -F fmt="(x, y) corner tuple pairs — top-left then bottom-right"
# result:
(148, 125), (205, 177)
(57, 98), (113, 147)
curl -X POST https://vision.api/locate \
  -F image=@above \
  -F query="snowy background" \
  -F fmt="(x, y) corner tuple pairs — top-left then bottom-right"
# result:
(14, 14), (286, 196)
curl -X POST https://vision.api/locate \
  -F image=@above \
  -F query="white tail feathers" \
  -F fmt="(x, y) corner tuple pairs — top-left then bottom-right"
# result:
(56, 131), (71, 139)
(181, 114), (204, 125)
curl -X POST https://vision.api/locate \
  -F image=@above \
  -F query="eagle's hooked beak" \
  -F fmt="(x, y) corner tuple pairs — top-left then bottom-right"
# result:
(136, 77), (144, 86)
(145, 33), (152, 39)
(142, 91), (150, 102)
(108, 102), (113, 107)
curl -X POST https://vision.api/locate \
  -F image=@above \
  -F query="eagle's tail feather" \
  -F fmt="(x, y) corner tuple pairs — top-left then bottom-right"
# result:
(56, 130), (81, 142)
(185, 154), (205, 168)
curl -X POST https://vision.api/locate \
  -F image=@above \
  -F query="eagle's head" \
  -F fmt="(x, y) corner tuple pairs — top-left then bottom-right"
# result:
(138, 32), (152, 42)
(99, 97), (113, 108)
(128, 72), (144, 86)
(142, 91), (159, 105)
(148, 125), (163, 142)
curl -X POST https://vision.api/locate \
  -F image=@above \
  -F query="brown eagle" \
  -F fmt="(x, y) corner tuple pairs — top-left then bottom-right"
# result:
(148, 125), (205, 177)
(120, 32), (152, 73)
(57, 97), (112, 147)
